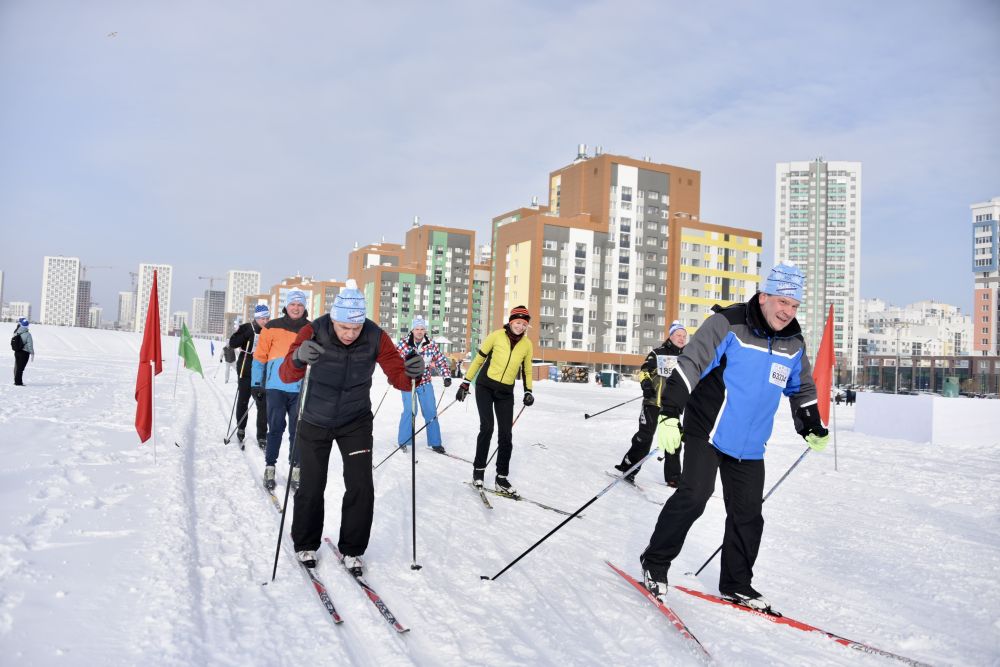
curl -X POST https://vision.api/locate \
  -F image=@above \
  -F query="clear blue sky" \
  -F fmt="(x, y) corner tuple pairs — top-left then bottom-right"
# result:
(1, 1), (997, 318)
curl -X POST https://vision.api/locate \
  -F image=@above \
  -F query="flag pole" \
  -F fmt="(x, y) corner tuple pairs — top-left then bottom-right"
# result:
(151, 359), (157, 465)
(173, 354), (180, 399)
(832, 391), (839, 472)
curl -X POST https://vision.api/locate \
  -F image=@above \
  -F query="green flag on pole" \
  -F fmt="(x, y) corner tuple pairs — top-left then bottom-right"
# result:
(178, 323), (204, 377)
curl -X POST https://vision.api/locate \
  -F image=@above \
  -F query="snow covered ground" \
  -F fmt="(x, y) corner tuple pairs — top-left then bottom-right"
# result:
(1, 325), (997, 666)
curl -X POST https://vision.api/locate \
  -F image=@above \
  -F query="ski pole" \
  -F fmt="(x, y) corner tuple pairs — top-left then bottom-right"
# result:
(223, 401), (257, 446)
(222, 388), (239, 443)
(409, 378), (421, 571)
(372, 399), (458, 470)
(485, 404), (526, 465)
(269, 365), (312, 582)
(481, 450), (658, 581)
(688, 445), (812, 577)
(371, 385), (390, 419)
(584, 395), (642, 420)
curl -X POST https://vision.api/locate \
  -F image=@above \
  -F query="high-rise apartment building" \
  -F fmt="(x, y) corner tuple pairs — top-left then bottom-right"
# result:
(203, 289), (226, 335)
(225, 270), (261, 314)
(858, 298), (972, 358)
(489, 147), (760, 368)
(88, 305), (102, 329)
(117, 291), (135, 330)
(172, 312), (189, 334)
(191, 297), (205, 334)
(134, 264), (172, 335)
(40, 256), (81, 326)
(0, 269), (4, 310)
(972, 197), (1000, 355)
(774, 158), (862, 378)
(8, 302), (31, 321)
(350, 219), (474, 353)
(76, 280), (92, 327)
(471, 263), (491, 354)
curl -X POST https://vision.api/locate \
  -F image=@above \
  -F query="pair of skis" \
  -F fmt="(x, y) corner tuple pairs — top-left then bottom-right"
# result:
(463, 481), (579, 517)
(252, 461), (407, 632)
(607, 561), (930, 666)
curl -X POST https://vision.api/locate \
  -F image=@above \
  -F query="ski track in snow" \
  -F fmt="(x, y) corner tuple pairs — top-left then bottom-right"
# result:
(0, 325), (998, 665)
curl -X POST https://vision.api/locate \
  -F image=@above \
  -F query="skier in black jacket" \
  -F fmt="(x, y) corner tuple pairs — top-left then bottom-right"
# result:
(228, 304), (271, 447)
(614, 321), (688, 485)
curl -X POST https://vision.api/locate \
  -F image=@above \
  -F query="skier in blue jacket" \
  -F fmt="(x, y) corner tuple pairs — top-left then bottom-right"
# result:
(640, 262), (830, 613)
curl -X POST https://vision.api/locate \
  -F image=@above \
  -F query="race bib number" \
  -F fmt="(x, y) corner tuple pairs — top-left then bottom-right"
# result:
(656, 355), (678, 377)
(769, 362), (790, 388)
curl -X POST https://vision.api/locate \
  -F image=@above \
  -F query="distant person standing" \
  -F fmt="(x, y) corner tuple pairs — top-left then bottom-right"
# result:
(11, 318), (33, 386)
(613, 320), (688, 486)
(456, 305), (534, 496)
(252, 291), (309, 492)
(396, 316), (452, 452)
(230, 304), (271, 448)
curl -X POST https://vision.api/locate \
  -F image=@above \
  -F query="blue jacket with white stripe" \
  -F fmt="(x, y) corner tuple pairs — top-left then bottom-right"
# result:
(660, 294), (819, 460)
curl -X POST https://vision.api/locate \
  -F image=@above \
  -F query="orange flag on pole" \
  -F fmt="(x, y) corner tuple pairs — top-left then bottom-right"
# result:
(813, 303), (836, 425)
(135, 270), (163, 442)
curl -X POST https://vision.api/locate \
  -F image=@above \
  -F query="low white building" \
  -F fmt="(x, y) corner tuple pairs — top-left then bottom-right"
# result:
(859, 298), (972, 358)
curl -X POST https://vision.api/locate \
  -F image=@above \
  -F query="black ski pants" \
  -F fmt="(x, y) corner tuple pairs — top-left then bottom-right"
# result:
(13, 351), (29, 385)
(235, 372), (267, 440)
(620, 403), (682, 484)
(292, 416), (374, 557)
(641, 437), (765, 594)
(472, 382), (515, 477)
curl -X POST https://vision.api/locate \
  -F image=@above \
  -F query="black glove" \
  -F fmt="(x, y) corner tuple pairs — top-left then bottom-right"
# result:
(640, 378), (655, 399)
(404, 352), (425, 379)
(223, 346), (236, 363)
(794, 405), (828, 439)
(251, 385), (265, 401)
(444, 377), (452, 388)
(293, 340), (324, 366)
(523, 391), (534, 406)
(456, 381), (470, 402)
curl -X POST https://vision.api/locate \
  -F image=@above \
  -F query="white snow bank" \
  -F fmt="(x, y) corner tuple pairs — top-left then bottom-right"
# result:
(854, 392), (1000, 447)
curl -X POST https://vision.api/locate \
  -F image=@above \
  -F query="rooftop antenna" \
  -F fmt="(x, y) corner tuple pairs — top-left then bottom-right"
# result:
(413, 215), (420, 227)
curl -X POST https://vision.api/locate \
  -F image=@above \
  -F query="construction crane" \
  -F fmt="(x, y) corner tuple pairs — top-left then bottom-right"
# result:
(198, 276), (224, 291)
(80, 264), (114, 281)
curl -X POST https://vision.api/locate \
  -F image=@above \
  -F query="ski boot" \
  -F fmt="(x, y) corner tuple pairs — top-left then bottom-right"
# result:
(642, 562), (669, 600)
(614, 460), (639, 485)
(290, 466), (301, 492)
(720, 587), (777, 615)
(342, 554), (364, 577)
(472, 467), (485, 489)
(236, 428), (245, 443)
(263, 466), (276, 491)
(296, 550), (317, 569)
(257, 438), (266, 451)
(495, 475), (519, 498)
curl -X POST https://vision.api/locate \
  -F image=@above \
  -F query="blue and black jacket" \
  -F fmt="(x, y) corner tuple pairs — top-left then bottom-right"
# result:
(660, 293), (820, 460)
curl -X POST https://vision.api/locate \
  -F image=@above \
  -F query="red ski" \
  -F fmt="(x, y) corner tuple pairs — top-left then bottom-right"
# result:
(606, 561), (711, 660)
(673, 585), (930, 667)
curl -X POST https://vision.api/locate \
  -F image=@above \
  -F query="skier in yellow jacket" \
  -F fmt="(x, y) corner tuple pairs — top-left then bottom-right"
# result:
(456, 305), (533, 496)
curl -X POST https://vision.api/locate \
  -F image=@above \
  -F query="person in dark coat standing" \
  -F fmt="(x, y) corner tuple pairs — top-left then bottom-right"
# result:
(614, 320), (688, 486)
(229, 304), (271, 448)
(279, 280), (424, 574)
(12, 318), (33, 386)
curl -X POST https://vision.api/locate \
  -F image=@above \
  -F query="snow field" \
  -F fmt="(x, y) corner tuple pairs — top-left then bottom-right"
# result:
(0, 325), (997, 665)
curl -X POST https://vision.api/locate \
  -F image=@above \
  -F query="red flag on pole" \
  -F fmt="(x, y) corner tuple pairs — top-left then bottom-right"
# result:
(813, 303), (836, 425)
(135, 270), (163, 442)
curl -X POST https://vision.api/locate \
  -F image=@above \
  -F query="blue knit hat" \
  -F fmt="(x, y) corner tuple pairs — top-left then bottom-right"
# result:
(411, 316), (428, 330)
(18, 317), (29, 327)
(763, 261), (805, 302)
(668, 320), (686, 337)
(332, 280), (366, 323)
(253, 304), (271, 320)
(285, 290), (307, 307)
